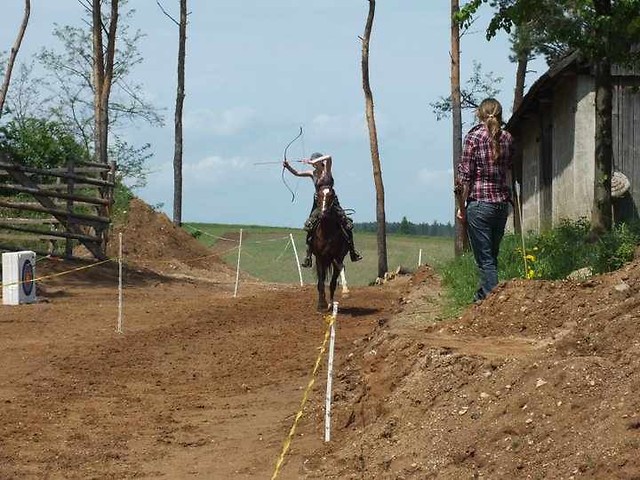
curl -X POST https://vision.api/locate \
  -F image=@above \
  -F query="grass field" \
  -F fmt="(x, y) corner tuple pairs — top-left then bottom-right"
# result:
(185, 223), (455, 286)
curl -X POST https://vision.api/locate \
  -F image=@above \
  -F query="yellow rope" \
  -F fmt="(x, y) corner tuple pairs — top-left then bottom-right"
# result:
(0, 258), (113, 288)
(271, 314), (335, 480)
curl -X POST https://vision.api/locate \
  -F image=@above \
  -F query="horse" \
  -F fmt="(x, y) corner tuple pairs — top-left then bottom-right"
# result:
(309, 186), (350, 312)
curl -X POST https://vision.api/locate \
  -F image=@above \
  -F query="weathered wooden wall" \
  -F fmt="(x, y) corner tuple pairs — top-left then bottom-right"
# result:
(612, 74), (640, 222)
(510, 63), (640, 234)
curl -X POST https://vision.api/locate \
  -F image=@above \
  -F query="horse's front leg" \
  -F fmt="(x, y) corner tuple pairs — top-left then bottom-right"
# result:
(316, 261), (328, 312)
(328, 262), (342, 310)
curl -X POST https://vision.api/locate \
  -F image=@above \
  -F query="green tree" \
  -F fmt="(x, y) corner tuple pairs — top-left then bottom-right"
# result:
(30, 1), (162, 185)
(398, 216), (413, 235)
(0, 117), (88, 170)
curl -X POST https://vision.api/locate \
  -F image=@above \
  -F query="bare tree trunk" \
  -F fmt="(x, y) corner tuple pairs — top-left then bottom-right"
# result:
(156, 0), (188, 226)
(361, 0), (387, 278)
(0, 0), (30, 117)
(173, 0), (187, 226)
(512, 51), (528, 113)
(92, 0), (119, 165)
(591, 0), (613, 236)
(451, 0), (466, 257)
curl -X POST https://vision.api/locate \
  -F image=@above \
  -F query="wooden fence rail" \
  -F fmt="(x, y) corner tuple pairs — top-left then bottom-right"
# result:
(0, 152), (116, 259)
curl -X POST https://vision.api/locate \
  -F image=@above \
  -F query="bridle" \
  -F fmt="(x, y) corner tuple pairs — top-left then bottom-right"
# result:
(317, 186), (336, 215)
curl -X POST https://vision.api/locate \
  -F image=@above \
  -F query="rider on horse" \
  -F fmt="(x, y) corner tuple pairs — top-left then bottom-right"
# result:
(283, 152), (363, 268)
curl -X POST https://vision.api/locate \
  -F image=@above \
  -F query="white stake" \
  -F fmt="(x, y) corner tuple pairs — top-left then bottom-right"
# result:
(117, 232), (123, 333)
(234, 228), (243, 298)
(324, 301), (338, 442)
(418, 248), (423, 267)
(289, 233), (304, 286)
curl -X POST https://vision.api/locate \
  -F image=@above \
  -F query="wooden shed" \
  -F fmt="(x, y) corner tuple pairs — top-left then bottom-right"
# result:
(506, 51), (640, 234)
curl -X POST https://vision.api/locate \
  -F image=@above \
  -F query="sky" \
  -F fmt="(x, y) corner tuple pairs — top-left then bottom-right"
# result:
(0, 1), (547, 228)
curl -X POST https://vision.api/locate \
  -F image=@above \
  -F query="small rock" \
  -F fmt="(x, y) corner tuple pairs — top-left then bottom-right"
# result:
(614, 282), (630, 292)
(567, 267), (593, 281)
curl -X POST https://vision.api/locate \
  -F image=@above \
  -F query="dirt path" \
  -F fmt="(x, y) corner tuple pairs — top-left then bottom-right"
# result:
(4, 199), (640, 479)
(0, 258), (406, 479)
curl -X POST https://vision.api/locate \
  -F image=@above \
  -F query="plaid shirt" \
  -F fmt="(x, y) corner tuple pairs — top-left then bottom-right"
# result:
(457, 123), (514, 203)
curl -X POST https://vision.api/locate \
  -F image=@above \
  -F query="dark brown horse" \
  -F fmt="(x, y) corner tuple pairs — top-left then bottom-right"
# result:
(310, 186), (349, 311)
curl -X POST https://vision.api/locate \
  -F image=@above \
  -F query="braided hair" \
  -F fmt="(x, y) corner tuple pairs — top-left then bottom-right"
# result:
(476, 98), (503, 162)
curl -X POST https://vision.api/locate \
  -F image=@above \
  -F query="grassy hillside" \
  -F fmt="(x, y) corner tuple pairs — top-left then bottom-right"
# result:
(185, 223), (454, 286)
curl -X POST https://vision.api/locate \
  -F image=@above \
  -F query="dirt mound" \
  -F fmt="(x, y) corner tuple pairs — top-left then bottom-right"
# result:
(107, 198), (237, 284)
(301, 262), (640, 479)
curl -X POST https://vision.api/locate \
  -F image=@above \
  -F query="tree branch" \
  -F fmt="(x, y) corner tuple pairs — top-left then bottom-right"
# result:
(0, 0), (31, 117)
(156, 1), (179, 26)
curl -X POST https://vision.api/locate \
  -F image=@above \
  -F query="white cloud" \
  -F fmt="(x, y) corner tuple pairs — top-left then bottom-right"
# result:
(182, 155), (250, 186)
(140, 155), (249, 194)
(184, 107), (257, 136)
(187, 155), (247, 172)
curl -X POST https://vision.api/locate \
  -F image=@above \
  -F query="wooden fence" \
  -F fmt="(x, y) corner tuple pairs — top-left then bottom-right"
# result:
(0, 152), (116, 260)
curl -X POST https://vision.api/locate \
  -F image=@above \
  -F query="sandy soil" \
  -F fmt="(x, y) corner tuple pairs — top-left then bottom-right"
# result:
(1, 198), (640, 479)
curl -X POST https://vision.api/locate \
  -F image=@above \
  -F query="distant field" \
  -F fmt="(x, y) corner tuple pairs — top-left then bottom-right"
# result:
(185, 223), (454, 286)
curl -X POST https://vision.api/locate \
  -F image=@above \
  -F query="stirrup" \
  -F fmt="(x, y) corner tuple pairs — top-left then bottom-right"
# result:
(301, 257), (312, 268)
(350, 250), (363, 262)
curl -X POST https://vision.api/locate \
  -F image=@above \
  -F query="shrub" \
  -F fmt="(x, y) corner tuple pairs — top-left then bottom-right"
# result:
(439, 218), (640, 312)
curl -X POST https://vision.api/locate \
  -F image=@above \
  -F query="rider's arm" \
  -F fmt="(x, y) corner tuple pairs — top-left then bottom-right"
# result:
(310, 155), (332, 173)
(283, 161), (313, 178)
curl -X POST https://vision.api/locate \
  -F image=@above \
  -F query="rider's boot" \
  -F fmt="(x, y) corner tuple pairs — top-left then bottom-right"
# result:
(346, 228), (362, 262)
(300, 232), (313, 268)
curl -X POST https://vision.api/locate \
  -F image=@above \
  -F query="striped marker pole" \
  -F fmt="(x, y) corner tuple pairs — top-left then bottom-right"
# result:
(233, 229), (243, 298)
(117, 233), (123, 333)
(324, 301), (339, 442)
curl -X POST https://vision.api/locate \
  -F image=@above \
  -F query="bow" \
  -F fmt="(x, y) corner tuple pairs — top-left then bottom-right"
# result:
(282, 126), (303, 203)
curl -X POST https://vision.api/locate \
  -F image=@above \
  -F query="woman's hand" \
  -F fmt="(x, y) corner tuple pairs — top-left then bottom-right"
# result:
(456, 207), (466, 222)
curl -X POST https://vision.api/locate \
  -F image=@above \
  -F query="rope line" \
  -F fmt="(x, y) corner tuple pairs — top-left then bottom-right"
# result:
(0, 258), (113, 289)
(271, 314), (335, 480)
(275, 237), (292, 262)
(183, 224), (290, 245)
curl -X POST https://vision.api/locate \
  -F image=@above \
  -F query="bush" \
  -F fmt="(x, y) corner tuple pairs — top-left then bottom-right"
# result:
(0, 117), (89, 169)
(439, 218), (640, 312)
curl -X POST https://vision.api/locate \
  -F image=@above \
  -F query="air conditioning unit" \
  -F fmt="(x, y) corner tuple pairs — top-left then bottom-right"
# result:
(2, 251), (36, 305)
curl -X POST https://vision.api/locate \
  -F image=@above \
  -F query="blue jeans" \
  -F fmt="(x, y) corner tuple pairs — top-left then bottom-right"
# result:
(466, 201), (509, 302)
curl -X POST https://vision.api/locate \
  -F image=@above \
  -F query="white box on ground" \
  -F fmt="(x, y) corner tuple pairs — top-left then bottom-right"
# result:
(2, 251), (36, 305)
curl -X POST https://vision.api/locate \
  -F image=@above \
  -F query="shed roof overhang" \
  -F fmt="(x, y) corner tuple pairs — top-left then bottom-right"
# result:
(506, 51), (588, 133)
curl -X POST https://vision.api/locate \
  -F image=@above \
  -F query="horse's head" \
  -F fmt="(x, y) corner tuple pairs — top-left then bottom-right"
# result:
(316, 186), (336, 216)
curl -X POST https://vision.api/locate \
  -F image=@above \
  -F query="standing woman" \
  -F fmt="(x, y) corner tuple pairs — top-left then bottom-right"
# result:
(456, 98), (514, 303)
